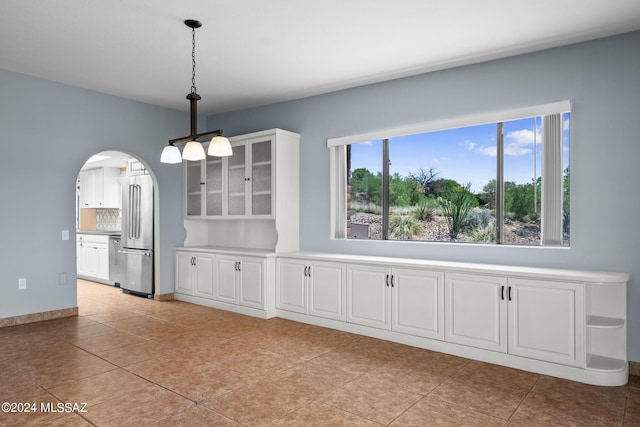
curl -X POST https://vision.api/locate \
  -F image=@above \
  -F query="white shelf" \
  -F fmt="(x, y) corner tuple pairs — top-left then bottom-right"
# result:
(252, 191), (272, 196)
(229, 164), (245, 170)
(586, 315), (624, 329)
(206, 190), (223, 195)
(586, 354), (627, 372)
(253, 161), (272, 167)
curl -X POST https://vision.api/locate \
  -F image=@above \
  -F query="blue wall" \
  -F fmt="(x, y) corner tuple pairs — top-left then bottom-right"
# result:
(0, 70), (187, 317)
(208, 31), (640, 361)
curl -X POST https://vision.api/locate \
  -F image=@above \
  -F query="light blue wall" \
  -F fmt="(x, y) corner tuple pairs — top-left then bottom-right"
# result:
(0, 70), (188, 317)
(208, 31), (640, 361)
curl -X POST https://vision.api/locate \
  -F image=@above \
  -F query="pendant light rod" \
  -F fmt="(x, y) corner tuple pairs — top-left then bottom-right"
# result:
(169, 129), (222, 145)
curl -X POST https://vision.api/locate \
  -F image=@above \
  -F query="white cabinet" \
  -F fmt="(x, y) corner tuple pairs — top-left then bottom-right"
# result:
(79, 167), (121, 208)
(276, 258), (346, 321)
(76, 234), (109, 280)
(215, 255), (265, 309)
(347, 264), (444, 340)
(585, 282), (627, 373)
(175, 251), (215, 298)
(184, 158), (224, 217)
(445, 273), (584, 367)
(445, 273), (507, 352)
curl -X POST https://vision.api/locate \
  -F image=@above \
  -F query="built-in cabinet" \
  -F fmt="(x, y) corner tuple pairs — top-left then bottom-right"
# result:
(184, 131), (288, 220)
(445, 273), (584, 367)
(175, 251), (215, 298)
(79, 167), (121, 208)
(175, 248), (274, 317)
(76, 234), (109, 280)
(346, 265), (444, 340)
(272, 253), (628, 386)
(276, 258), (347, 321)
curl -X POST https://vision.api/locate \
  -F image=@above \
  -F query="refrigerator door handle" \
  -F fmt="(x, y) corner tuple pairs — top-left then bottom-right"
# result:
(118, 249), (152, 257)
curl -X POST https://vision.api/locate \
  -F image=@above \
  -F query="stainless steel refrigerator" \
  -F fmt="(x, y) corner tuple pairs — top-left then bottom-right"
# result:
(120, 173), (153, 297)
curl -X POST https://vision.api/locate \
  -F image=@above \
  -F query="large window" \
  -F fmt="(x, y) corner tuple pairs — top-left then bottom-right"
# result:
(329, 102), (570, 246)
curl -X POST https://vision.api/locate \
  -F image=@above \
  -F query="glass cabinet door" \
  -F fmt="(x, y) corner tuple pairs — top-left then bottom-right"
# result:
(205, 159), (223, 216)
(250, 139), (273, 216)
(227, 143), (246, 216)
(185, 161), (203, 216)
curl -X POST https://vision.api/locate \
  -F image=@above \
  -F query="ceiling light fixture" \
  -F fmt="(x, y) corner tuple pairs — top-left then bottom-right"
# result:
(161, 19), (232, 164)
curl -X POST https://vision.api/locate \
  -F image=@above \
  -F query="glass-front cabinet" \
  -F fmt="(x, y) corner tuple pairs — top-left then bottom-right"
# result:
(184, 134), (275, 219)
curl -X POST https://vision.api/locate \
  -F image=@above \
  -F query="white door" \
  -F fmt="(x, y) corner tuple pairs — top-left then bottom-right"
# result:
(347, 264), (390, 330)
(392, 268), (444, 340)
(215, 256), (239, 304)
(226, 142), (247, 217)
(175, 252), (195, 295)
(308, 261), (346, 321)
(248, 137), (274, 217)
(508, 278), (584, 367)
(193, 254), (215, 299)
(238, 258), (264, 309)
(445, 273), (507, 352)
(184, 160), (203, 217)
(276, 259), (307, 314)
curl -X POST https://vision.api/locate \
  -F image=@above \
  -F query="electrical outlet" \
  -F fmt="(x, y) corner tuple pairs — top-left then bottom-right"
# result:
(61, 230), (69, 241)
(18, 278), (26, 290)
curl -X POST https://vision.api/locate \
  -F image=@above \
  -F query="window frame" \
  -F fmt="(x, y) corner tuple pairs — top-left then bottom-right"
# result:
(328, 101), (570, 246)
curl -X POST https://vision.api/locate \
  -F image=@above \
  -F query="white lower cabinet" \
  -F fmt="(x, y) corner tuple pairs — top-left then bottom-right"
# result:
(175, 251), (215, 297)
(347, 264), (444, 340)
(215, 255), (265, 309)
(276, 258), (346, 321)
(77, 234), (109, 281)
(445, 273), (584, 367)
(176, 249), (268, 312)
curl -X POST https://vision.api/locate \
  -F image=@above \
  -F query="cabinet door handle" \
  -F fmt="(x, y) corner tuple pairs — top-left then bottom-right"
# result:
(390, 275), (394, 287)
(237, 262), (241, 272)
(304, 266), (308, 277)
(307, 266), (311, 277)
(385, 274), (390, 287)
(508, 286), (512, 301)
(501, 285), (505, 300)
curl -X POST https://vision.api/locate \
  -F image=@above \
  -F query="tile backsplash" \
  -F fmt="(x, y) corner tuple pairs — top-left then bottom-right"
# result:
(96, 208), (121, 231)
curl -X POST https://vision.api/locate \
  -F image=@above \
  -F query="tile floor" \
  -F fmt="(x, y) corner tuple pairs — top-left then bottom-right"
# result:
(1, 279), (638, 426)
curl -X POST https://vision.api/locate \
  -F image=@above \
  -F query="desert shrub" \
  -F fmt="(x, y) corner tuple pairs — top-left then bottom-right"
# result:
(468, 222), (496, 243)
(466, 208), (493, 229)
(438, 183), (476, 239)
(389, 215), (422, 240)
(413, 199), (435, 221)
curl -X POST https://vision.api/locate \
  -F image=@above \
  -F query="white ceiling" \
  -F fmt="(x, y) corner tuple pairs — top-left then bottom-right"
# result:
(2, 0), (640, 115)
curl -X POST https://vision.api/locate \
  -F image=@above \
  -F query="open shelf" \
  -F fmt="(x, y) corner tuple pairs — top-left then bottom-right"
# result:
(586, 315), (625, 329)
(586, 354), (627, 372)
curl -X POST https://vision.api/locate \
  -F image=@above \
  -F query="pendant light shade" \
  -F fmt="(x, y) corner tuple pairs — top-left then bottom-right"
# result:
(160, 145), (182, 164)
(208, 135), (233, 157)
(182, 140), (206, 161)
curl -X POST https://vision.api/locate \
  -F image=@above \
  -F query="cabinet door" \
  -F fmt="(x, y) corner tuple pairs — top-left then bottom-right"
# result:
(79, 169), (102, 208)
(175, 252), (195, 295)
(205, 158), (224, 217)
(392, 268), (444, 340)
(308, 261), (346, 321)
(193, 254), (215, 299)
(185, 161), (203, 217)
(227, 143), (247, 216)
(249, 138), (273, 216)
(94, 243), (109, 280)
(445, 273), (507, 352)
(216, 256), (239, 303)
(347, 265), (390, 330)
(276, 259), (307, 313)
(77, 239), (88, 276)
(238, 258), (264, 309)
(508, 278), (584, 367)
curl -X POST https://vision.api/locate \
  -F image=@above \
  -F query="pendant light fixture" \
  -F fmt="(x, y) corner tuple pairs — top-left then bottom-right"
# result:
(161, 19), (233, 164)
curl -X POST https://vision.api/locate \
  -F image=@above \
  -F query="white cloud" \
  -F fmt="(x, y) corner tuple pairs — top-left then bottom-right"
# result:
(477, 145), (497, 156)
(464, 140), (476, 151)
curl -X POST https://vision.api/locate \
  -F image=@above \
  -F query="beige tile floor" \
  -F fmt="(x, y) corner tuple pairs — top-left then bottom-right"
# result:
(1, 279), (638, 426)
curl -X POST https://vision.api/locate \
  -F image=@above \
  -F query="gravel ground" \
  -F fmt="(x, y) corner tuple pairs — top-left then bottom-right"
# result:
(349, 212), (544, 245)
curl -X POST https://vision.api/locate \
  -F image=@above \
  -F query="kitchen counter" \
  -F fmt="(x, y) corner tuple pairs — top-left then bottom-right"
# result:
(77, 230), (121, 236)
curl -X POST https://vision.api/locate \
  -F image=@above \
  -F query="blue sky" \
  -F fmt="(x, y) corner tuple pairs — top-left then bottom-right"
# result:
(351, 114), (570, 193)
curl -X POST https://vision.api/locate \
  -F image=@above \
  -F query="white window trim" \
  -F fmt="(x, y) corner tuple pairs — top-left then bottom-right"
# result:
(329, 101), (571, 244)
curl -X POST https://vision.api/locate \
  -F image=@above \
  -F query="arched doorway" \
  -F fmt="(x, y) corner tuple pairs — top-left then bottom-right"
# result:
(76, 150), (159, 299)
